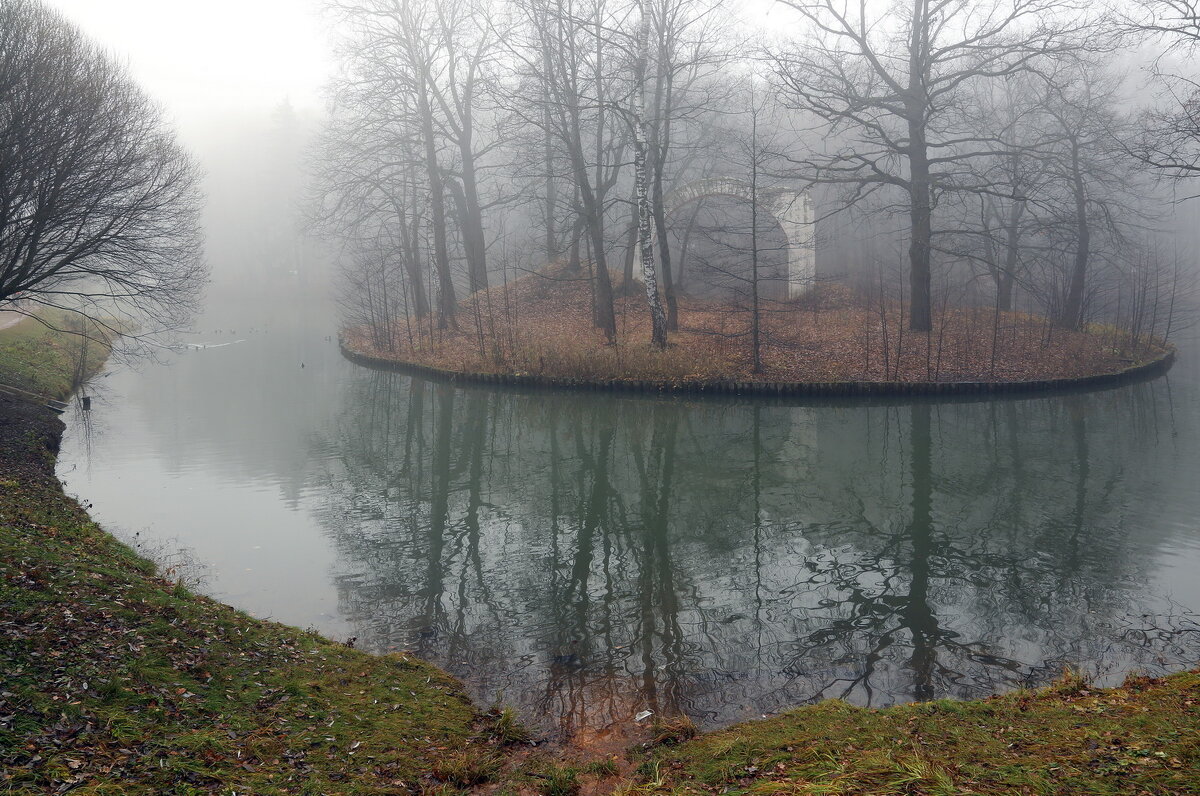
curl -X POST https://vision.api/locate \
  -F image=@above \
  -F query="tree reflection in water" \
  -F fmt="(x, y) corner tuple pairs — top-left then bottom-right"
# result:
(312, 375), (1200, 739)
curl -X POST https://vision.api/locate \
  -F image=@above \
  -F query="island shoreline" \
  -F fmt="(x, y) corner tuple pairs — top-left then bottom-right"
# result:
(340, 336), (1177, 400)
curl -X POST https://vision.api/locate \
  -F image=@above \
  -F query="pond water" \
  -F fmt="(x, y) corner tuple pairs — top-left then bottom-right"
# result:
(58, 287), (1200, 739)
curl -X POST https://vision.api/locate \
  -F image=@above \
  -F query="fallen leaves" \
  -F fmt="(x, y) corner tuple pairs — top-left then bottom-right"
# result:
(345, 269), (1166, 387)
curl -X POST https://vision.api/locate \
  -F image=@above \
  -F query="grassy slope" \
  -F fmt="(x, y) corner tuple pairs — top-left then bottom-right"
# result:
(0, 320), (504, 795)
(0, 312), (110, 399)
(3, 317), (1199, 796)
(0, 453), (487, 795)
(634, 675), (1200, 795)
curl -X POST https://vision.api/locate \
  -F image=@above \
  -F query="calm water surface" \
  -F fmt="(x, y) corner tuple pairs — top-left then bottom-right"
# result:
(58, 290), (1200, 738)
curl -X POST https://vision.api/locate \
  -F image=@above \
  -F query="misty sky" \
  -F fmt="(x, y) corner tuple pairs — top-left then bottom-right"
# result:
(43, 0), (332, 136)
(42, 0), (785, 144)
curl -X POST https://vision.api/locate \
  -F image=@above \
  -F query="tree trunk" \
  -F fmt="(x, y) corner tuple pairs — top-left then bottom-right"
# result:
(418, 79), (457, 328)
(907, 119), (933, 333)
(542, 46), (558, 265)
(651, 164), (678, 331)
(633, 0), (667, 349)
(749, 105), (761, 373)
(395, 191), (430, 319)
(587, 210), (617, 339)
(567, 214), (582, 273)
(676, 198), (703, 291)
(623, 198), (638, 295)
(566, 183), (582, 273)
(906, 6), (932, 334)
(750, 170), (762, 372)
(997, 198), (1025, 313)
(649, 48), (678, 331)
(571, 158), (616, 338)
(404, 211), (430, 319)
(458, 148), (488, 293)
(1057, 141), (1089, 330)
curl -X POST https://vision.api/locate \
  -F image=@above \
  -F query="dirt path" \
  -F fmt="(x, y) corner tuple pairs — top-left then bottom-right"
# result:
(0, 310), (24, 331)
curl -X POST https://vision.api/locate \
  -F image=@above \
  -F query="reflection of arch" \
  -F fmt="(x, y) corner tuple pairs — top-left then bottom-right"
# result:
(663, 178), (814, 299)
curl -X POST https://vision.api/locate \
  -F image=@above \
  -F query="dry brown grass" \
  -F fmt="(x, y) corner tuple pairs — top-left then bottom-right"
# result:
(345, 266), (1167, 386)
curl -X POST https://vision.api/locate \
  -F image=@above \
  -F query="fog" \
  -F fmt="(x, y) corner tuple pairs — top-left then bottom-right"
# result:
(42, 0), (330, 126)
(35, 0), (1200, 337)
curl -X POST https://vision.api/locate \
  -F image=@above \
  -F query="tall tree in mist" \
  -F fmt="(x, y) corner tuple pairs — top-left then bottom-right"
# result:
(428, 0), (497, 295)
(643, 0), (731, 331)
(0, 0), (204, 336)
(770, 0), (1093, 332)
(944, 73), (1050, 313)
(312, 47), (433, 328)
(322, 0), (500, 329)
(1039, 64), (1137, 330)
(632, 0), (669, 348)
(509, 0), (627, 339)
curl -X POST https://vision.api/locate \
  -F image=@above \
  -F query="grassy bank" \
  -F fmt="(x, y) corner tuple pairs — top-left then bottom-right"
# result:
(342, 268), (1171, 390)
(0, 311), (113, 400)
(0, 319), (514, 794)
(0, 401), (519, 794)
(634, 673), (1200, 794)
(3, 315), (1199, 795)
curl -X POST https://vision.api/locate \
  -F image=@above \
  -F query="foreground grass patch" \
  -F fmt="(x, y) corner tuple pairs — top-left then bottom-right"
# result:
(5, 428), (1197, 795)
(0, 406), (500, 795)
(636, 677), (1200, 795)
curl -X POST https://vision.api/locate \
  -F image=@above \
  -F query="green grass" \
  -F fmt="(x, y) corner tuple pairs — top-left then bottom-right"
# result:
(0, 458), (498, 794)
(0, 311), (112, 399)
(630, 674), (1200, 794)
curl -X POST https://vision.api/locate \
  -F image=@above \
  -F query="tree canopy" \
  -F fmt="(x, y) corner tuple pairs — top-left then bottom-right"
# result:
(0, 0), (204, 336)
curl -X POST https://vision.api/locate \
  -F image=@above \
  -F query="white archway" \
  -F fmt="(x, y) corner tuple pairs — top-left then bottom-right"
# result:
(662, 177), (815, 299)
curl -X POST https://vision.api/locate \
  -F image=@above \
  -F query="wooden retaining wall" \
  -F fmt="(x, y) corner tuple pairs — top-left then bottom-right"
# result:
(338, 340), (1176, 402)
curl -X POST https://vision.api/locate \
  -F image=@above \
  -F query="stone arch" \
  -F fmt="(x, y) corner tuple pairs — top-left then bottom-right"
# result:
(661, 177), (814, 299)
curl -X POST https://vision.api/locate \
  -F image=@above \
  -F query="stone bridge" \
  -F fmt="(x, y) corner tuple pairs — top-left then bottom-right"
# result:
(662, 177), (814, 299)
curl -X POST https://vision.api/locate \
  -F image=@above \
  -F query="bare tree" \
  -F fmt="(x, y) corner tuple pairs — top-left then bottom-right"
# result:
(509, 0), (628, 339)
(643, 0), (731, 330)
(311, 56), (433, 322)
(0, 0), (204, 337)
(326, 0), (475, 328)
(943, 73), (1052, 313)
(1037, 62), (1142, 330)
(632, 0), (668, 348)
(429, 0), (499, 294)
(770, 0), (1093, 332)
(1121, 0), (1200, 201)
(667, 82), (790, 372)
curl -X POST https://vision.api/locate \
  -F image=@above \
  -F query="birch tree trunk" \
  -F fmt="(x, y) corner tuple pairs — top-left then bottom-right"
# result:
(634, 0), (668, 349)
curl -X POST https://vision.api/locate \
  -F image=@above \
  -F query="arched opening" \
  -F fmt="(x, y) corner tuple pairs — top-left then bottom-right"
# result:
(664, 195), (791, 303)
(661, 179), (815, 300)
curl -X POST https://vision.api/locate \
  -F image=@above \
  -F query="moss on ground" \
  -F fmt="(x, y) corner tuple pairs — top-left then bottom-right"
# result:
(628, 673), (1200, 794)
(3, 323), (1199, 795)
